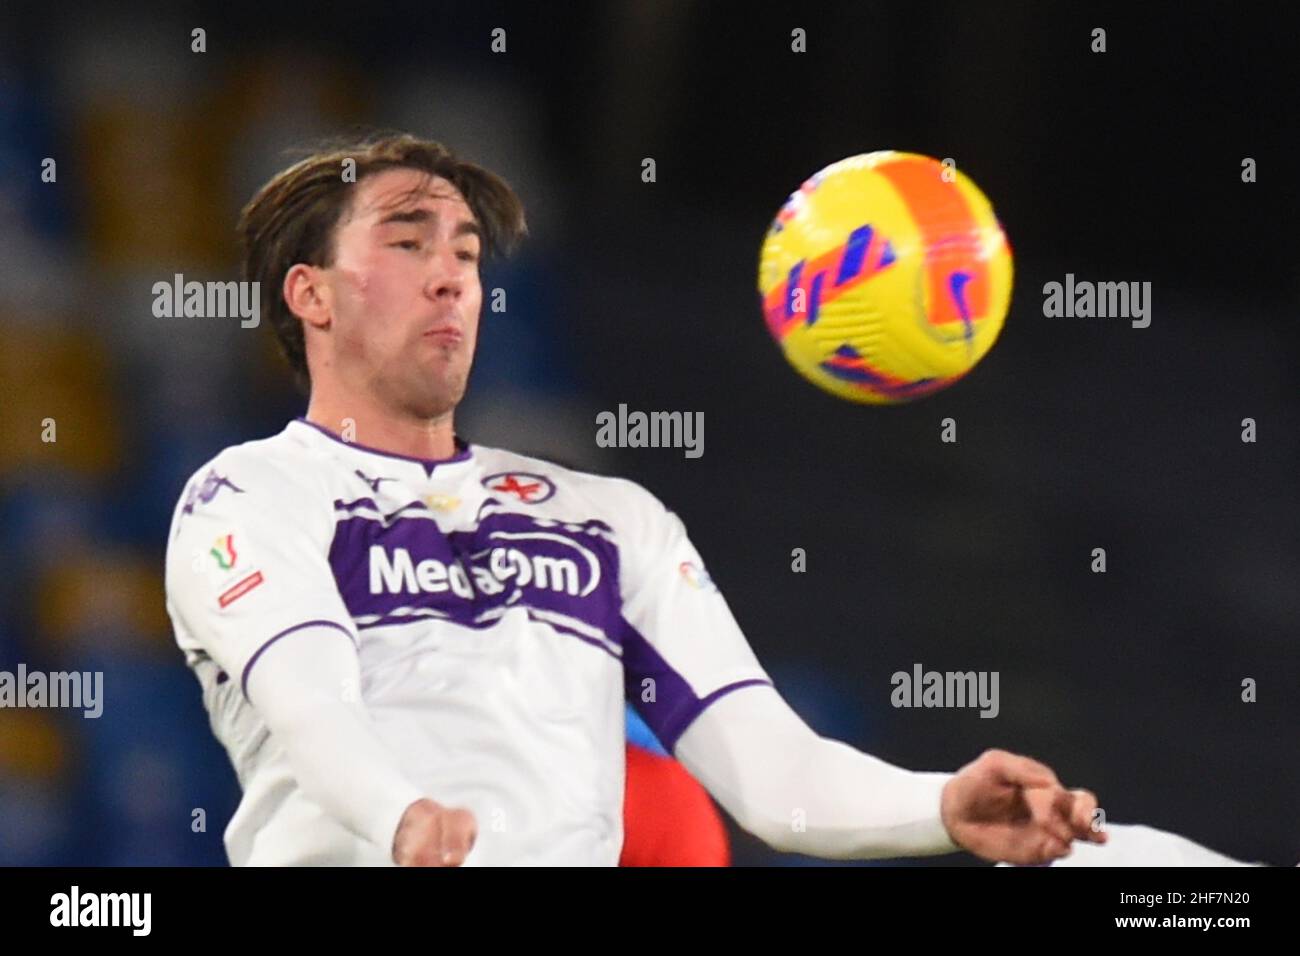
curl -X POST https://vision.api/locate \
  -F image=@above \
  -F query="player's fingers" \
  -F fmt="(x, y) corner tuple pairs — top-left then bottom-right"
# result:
(1012, 832), (1070, 866)
(1067, 788), (1099, 837)
(1051, 784), (1075, 819)
(440, 808), (477, 866)
(990, 751), (1061, 790)
(1041, 834), (1071, 862)
(1053, 787), (1091, 844)
(1021, 785), (1073, 846)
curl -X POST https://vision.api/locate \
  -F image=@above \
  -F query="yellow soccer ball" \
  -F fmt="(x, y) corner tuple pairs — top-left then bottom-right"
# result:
(758, 152), (1013, 404)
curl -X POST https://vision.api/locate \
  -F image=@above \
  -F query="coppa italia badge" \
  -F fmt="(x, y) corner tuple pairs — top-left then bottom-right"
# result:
(208, 533), (263, 608)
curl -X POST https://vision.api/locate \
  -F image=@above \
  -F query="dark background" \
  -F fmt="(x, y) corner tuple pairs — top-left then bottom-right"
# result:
(0, 1), (1295, 866)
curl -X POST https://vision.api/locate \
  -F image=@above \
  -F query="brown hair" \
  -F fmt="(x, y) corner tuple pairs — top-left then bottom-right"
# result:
(237, 130), (527, 391)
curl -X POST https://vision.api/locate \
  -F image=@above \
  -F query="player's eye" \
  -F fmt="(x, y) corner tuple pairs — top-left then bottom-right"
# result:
(457, 249), (480, 263)
(391, 239), (421, 251)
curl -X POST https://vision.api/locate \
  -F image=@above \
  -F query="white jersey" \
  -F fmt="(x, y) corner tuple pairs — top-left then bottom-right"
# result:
(164, 418), (772, 865)
(997, 823), (1262, 867)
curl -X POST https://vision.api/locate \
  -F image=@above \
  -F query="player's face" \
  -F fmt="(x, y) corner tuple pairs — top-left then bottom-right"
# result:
(322, 168), (484, 419)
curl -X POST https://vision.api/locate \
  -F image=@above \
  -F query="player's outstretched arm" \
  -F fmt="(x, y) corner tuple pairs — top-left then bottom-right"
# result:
(673, 683), (1103, 864)
(245, 625), (476, 866)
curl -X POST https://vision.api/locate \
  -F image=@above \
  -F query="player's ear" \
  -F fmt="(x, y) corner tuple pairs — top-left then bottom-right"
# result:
(283, 263), (332, 331)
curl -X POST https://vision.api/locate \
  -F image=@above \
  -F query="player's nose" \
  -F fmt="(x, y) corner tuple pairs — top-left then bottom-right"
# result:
(424, 249), (466, 301)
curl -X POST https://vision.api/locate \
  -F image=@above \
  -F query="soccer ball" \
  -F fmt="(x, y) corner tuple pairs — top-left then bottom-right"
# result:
(758, 151), (1013, 404)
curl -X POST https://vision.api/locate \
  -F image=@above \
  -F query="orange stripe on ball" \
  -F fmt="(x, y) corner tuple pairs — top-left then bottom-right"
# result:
(875, 158), (990, 330)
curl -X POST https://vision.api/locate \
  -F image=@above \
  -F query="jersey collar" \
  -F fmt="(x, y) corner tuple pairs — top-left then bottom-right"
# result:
(290, 417), (475, 478)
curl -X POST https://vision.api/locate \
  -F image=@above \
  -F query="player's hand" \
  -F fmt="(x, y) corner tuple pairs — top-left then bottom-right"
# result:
(940, 749), (1106, 865)
(392, 798), (478, 866)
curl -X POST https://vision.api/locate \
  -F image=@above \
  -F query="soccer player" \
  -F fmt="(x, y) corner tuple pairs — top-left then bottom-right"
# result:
(164, 132), (1105, 866)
